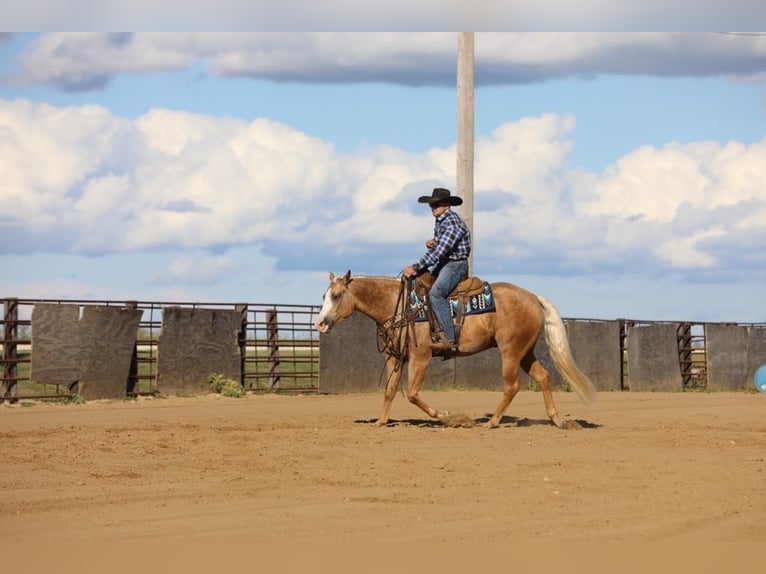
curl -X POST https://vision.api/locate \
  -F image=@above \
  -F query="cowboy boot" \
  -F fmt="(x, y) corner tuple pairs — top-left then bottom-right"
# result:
(430, 331), (456, 353)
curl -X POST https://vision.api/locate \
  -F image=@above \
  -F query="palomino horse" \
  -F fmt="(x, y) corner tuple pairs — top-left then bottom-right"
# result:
(315, 271), (596, 428)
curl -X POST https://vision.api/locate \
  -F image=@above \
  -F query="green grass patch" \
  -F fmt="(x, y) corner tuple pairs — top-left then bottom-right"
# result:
(208, 373), (246, 398)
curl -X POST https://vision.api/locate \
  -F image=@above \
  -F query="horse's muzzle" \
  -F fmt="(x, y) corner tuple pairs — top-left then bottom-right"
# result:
(315, 317), (333, 334)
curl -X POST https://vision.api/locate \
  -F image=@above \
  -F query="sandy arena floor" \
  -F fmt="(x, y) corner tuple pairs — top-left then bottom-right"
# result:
(1, 389), (764, 570)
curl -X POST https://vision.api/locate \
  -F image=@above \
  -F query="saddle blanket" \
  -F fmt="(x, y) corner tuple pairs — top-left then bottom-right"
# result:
(409, 282), (496, 323)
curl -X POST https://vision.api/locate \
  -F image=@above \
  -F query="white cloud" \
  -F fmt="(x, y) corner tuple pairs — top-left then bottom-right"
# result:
(149, 254), (237, 286)
(571, 139), (766, 228)
(11, 33), (766, 91)
(1, 97), (764, 287)
(654, 227), (726, 268)
(0, 277), (107, 303)
(2, 1), (765, 33)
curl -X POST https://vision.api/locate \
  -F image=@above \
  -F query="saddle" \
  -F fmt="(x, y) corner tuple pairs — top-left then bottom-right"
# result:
(414, 272), (485, 299)
(411, 272), (490, 352)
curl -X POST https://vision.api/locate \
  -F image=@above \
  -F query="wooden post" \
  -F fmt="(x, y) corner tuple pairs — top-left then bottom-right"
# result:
(236, 304), (248, 388)
(266, 309), (280, 390)
(126, 300), (139, 395)
(2, 298), (19, 399)
(457, 32), (475, 275)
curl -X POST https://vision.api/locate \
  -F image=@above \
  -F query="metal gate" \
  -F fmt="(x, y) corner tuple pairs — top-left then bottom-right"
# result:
(1, 298), (321, 400)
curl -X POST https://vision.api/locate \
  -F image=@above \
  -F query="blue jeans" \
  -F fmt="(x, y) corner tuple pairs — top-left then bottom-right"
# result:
(429, 260), (468, 342)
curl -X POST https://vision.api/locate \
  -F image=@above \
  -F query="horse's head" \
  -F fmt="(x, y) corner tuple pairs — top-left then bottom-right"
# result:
(315, 270), (355, 334)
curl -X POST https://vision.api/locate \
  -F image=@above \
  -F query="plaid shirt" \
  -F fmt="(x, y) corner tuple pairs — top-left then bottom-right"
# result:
(413, 208), (471, 274)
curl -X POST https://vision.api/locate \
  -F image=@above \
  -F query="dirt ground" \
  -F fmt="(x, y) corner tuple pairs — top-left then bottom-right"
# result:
(1, 389), (764, 569)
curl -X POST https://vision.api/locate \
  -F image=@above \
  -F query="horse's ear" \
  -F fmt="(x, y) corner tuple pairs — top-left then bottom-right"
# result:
(329, 271), (336, 281)
(343, 270), (352, 284)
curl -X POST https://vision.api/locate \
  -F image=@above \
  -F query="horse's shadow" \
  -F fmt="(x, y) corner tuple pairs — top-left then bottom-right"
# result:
(355, 418), (446, 428)
(355, 414), (601, 429)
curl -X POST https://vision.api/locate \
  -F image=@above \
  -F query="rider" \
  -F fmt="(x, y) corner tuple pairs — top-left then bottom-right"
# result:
(402, 187), (471, 353)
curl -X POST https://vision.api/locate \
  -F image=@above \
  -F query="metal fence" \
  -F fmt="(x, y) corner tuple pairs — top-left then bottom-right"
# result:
(618, 319), (709, 391)
(3, 297), (764, 401)
(1, 297), (321, 400)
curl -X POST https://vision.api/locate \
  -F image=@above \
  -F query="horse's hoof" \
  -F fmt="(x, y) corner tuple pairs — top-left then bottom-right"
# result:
(374, 419), (387, 427)
(551, 415), (568, 429)
(435, 410), (451, 421)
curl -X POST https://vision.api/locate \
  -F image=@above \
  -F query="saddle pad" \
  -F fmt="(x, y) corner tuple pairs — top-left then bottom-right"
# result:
(409, 282), (496, 323)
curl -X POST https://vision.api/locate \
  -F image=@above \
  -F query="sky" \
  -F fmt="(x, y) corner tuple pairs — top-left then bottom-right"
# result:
(1, 30), (765, 323)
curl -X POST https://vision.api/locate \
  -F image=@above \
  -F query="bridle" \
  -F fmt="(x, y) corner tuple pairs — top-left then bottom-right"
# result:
(375, 277), (415, 374)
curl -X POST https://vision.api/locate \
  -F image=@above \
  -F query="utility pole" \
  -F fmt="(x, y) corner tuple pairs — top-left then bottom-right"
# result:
(457, 32), (475, 275)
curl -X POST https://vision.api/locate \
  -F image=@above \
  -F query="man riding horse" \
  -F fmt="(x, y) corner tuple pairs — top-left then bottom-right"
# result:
(402, 187), (471, 354)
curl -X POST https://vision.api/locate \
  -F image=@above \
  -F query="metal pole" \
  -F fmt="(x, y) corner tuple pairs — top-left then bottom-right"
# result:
(266, 308), (281, 390)
(2, 298), (19, 399)
(457, 32), (475, 275)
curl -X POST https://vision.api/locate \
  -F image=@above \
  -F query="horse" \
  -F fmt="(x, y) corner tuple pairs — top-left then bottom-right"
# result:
(314, 270), (596, 429)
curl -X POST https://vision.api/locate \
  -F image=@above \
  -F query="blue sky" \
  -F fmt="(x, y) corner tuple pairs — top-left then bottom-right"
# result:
(1, 32), (765, 323)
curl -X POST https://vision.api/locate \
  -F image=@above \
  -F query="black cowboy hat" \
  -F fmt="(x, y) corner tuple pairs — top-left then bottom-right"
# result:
(417, 187), (463, 206)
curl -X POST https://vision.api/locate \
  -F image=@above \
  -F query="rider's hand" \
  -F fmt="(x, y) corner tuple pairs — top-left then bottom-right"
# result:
(402, 266), (416, 278)
(425, 239), (435, 249)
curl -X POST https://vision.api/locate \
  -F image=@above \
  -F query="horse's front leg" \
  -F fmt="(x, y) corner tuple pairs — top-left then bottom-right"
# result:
(375, 354), (404, 426)
(487, 356), (521, 428)
(404, 355), (449, 421)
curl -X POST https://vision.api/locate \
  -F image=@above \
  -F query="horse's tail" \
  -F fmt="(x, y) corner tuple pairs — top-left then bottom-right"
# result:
(536, 294), (597, 404)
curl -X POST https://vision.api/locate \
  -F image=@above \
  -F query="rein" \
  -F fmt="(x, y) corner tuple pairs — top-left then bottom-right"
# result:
(376, 277), (414, 373)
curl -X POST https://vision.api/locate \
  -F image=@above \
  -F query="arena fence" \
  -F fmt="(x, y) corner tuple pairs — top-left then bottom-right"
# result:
(1, 297), (321, 401)
(317, 314), (766, 394)
(2, 297), (765, 401)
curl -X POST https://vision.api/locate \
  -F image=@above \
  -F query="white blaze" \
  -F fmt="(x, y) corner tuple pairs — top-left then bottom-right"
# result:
(314, 288), (335, 333)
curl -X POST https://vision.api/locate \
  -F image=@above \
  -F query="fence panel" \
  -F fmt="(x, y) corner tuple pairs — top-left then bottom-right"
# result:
(707, 324), (766, 391)
(626, 323), (683, 391)
(157, 306), (243, 396)
(1, 298), (320, 401)
(3, 296), (765, 400)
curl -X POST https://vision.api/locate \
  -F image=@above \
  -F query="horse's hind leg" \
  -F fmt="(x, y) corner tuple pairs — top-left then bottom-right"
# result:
(522, 352), (567, 429)
(486, 357), (521, 428)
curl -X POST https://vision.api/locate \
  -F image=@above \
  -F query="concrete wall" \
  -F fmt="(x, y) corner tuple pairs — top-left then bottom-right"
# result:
(626, 323), (682, 391)
(566, 320), (622, 391)
(158, 306), (244, 396)
(319, 312), (619, 394)
(749, 326), (766, 388)
(30, 303), (247, 398)
(30, 304), (143, 399)
(707, 324), (766, 391)
(30, 304), (81, 388)
(318, 312), (385, 393)
(319, 312), (458, 394)
(25, 301), (764, 399)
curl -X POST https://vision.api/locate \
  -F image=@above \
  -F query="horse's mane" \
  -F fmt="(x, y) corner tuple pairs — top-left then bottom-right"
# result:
(350, 274), (400, 281)
(345, 275), (403, 321)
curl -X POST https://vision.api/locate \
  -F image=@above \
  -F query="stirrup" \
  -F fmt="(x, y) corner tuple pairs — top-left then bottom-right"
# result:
(430, 332), (456, 353)
(430, 339), (454, 352)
